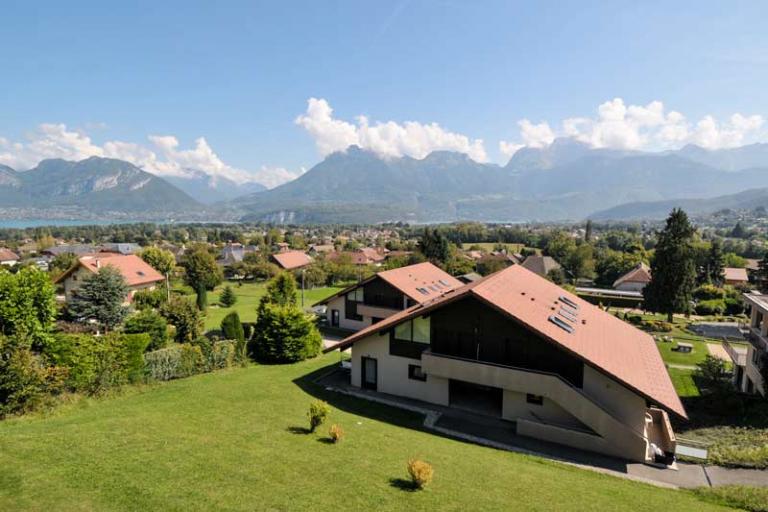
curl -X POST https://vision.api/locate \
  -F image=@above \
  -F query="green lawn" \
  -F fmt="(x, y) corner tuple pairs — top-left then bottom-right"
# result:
(629, 313), (720, 367)
(179, 281), (344, 332)
(667, 367), (701, 397)
(0, 354), (736, 511)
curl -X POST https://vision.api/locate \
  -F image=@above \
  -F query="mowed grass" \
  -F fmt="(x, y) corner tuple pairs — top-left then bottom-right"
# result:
(667, 367), (701, 397)
(187, 281), (344, 331)
(0, 355), (736, 511)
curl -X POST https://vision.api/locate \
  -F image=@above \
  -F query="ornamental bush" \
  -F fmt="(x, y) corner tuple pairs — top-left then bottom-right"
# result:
(0, 336), (62, 418)
(329, 424), (345, 443)
(252, 303), (322, 363)
(143, 341), (237, 381)
(124, 310), (168, 351)
(308, 400), (330, 433)
(407, 459), (434, 490)
(695, 299), (726, 316)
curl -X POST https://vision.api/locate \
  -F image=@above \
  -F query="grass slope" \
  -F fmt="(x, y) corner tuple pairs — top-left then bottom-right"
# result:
(0, 355), (734, 511)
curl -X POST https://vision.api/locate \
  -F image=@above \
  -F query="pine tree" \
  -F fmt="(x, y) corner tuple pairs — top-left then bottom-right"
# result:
(420, 228), (450, 264)
(68, 266), (129, 331)
(195, 282), (208, 311)
(584, 219), (593, 243)
(643, 209), (697, 322)
(705, 239), (725, 286)
(759, 253), (768, 292)
(220, 285), (237, 307)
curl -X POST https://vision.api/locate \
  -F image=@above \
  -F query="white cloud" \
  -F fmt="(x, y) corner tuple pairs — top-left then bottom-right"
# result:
(500, 98), (765, 157)
(0, 125), (299, 188)
(296, 97), (488, 162)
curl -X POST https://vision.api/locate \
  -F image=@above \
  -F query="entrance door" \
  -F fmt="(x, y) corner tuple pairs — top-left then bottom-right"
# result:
(361, 357), (378, 391)
(331, 309), (340, 327)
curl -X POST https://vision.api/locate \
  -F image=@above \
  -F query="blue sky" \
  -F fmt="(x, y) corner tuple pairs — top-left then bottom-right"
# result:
(3, 0), (768, 186)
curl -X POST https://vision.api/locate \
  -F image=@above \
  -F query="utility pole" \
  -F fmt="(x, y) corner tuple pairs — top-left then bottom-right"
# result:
(301, 269), (305, 309)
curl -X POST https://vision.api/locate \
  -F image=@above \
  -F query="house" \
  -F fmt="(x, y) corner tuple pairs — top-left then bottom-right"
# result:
(724, 267), (749, 286)
(308, 244), (335, 256)
(43, 244), (98, 258)
(54, 253), (165, 304)
(271, 250), (312, 270)
(325, 265), (685, 463)
(219, 244), (258, 265)
(732, 292), (767, 396)
(0, 248), (20, 266)
(613, 262), (652, 292)
(520, 255), (562, 278)
(100, 243), (141, 255)
(315, 262), (463, 331)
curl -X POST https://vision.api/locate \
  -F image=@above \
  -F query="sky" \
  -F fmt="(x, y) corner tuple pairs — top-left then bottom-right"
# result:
(2, 0), (768, 187)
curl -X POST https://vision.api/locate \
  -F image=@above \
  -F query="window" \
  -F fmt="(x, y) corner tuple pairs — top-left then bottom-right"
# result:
(408, 365), (427, 381)
(394, 317), (431, 344)
(347, 288), (364, 302)
(390, 316), (431, 359)
(548, 315), (574, 334)
(526, 394), (543, 405)
(345, 287), (364, 321)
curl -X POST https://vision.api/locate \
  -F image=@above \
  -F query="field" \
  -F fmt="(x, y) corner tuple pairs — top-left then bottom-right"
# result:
(175, 281), (345, 331)
(0, 354), (737, 511)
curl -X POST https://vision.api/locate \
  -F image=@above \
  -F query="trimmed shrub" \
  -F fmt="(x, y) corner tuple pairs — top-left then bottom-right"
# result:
(220, 285), (237, 307)
(329, 424), (345, 443)
(124, 310), (168, 351)
(308, 400), (330, 433)
(0, 338), (61, 418)
(694, 284), (727, 301)
(695, 299), (726, 316)
(132, 288), (167, 310)
(724, 297), (745, 316)
(144, 344), (205, 381)
(407, 459), (434, 490)
(252, 304), (322, 363)
(209, 340), (236, 370)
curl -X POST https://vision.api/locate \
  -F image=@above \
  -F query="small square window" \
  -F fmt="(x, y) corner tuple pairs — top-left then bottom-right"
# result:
(408, 365), (427, 381)
(526, 394), (543, 405)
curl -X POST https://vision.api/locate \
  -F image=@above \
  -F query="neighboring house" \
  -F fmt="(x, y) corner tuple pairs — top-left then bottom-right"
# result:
(100, 243), (141, 255)
(271, 250), (312, 270)
(520, 255), (562, 278)
(43, 244), (98, 258)
(328, 249), (386, 266)
(326, 265), (685, 463)
(315, 262), (463, 331)
(358, 247), (387, 264)
(54, 253), (165, 304)
(733, 292), (767, 397)
(0, 248), (20, 266)
(724, 267), (749, 286)
(308, 244), (335, 256)
(613, 263), (652, 292)
(457, 272), (483, 284)
(219, 244), (258, 265)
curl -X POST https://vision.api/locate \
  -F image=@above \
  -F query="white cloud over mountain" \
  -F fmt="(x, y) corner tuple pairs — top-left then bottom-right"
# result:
(0, 124), (302, 188)
(296, 97), (488, 162)
(499, 98), (765, 157)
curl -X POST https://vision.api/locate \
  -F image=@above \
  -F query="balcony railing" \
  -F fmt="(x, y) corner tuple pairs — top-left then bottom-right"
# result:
(748, 327), (768, 351)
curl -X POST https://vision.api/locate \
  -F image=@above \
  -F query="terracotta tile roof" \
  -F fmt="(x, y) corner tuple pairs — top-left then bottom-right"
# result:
(328, 264), (686, 419)
(314, 262), (463, 306)
(358, 247), (386, 262)
(613, 262), (652, 288)
(55, 253), (165, 287)
(271, 250), (312, 270)
(724, 267), (749, 282)
(0, 248), (19, 262)
(520, 255), (561, 277)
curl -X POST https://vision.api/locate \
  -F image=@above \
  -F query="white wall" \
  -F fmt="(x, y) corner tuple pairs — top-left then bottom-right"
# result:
(351, 333), (449, 405)
(581, 365), (648, 428)
(325, 295), (370, 331)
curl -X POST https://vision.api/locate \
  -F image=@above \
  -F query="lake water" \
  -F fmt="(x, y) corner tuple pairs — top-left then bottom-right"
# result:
(0, 219), (138, 229)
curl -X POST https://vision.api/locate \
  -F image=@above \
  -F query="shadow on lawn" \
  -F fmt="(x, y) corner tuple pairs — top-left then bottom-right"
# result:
(291, 363), (427, 433)
(286, 426), (311, 435)
(388, 478), (418, 492)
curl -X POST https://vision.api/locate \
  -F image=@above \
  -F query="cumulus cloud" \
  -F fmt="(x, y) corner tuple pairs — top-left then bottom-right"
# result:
(499, 98), (765, 157)
(296, 97), (488, 162)
(0, 125), (300, 188)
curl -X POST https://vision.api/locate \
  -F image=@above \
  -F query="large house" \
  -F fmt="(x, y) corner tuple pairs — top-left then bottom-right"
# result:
(55, 253), (165, 304)
(271, 250), (312, 270)
(326, 265), (684, 463)
(613, 262), (652, 292)
(0, 248), (20, 266)
(732, 292), (767, 396)
(315, 262), (463, 331)
(520, 255), (561, 278)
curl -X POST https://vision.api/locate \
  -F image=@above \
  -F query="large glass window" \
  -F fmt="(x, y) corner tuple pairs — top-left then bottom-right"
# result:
(393, 317), (431, 344)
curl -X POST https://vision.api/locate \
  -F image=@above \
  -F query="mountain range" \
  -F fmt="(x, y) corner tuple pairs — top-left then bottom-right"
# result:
(5, 139), (768, 223)
(234, 139), (768, 223)
(0, 157), (201, 217)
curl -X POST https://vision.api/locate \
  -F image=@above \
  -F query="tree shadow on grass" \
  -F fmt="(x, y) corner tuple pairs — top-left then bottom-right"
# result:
(286, 426), (311, 435)
(388, 478), (418, 492)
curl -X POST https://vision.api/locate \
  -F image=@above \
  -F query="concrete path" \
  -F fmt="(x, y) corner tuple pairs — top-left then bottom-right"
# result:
(707, 342), (730, 361)
(667, 363), (697, 370)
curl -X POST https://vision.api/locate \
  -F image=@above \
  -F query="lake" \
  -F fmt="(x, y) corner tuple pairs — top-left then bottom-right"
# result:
(0, 219), (139, 229)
